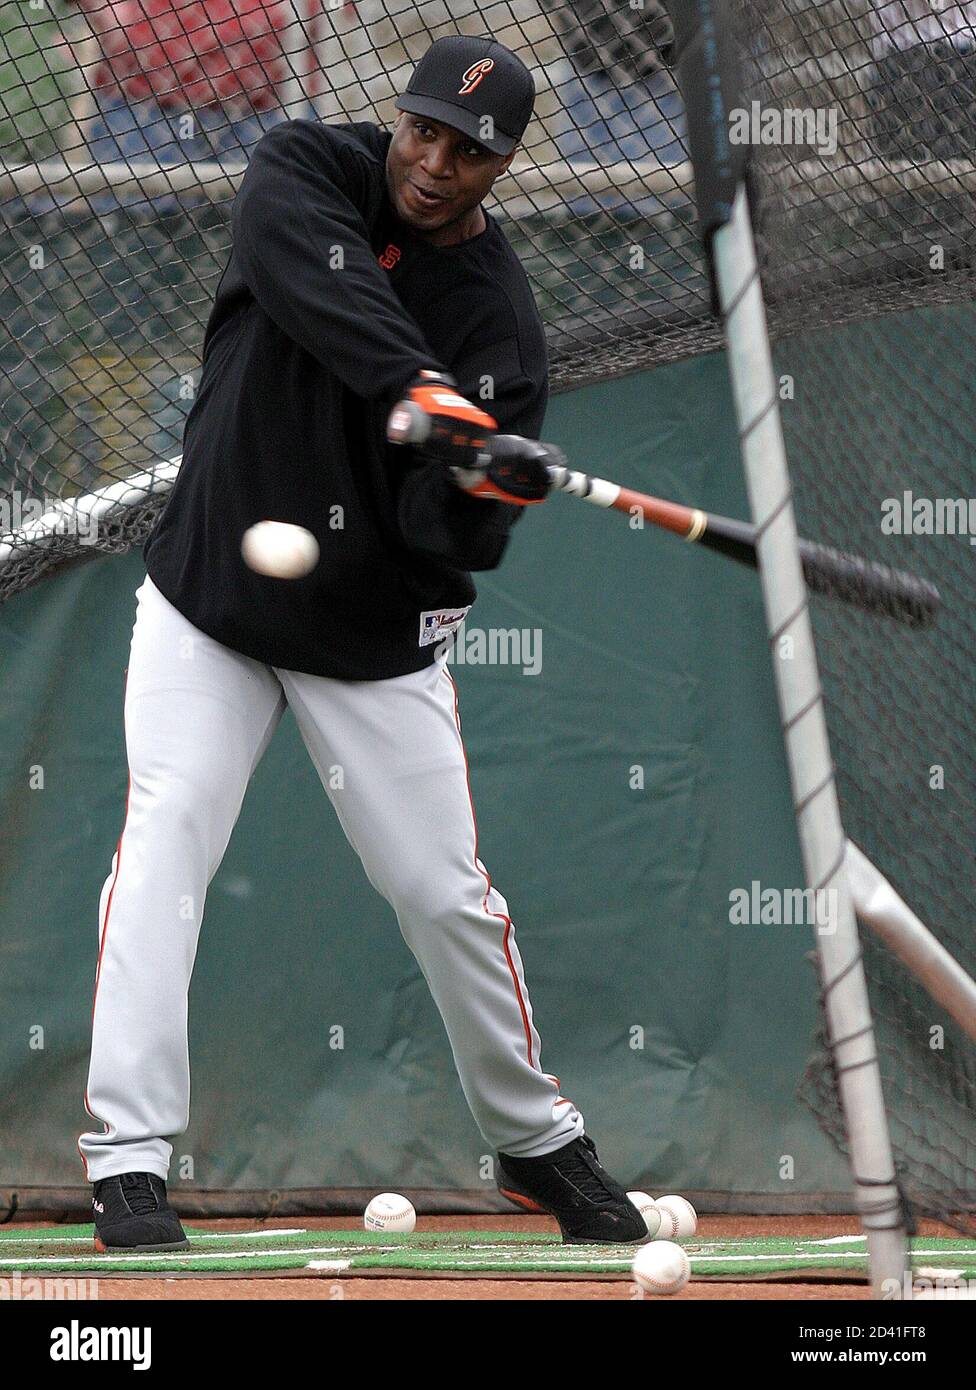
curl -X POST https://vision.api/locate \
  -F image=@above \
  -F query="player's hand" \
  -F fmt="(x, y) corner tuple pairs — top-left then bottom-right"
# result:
(387, 370), (497, 470)
(451, 434), (563, 506)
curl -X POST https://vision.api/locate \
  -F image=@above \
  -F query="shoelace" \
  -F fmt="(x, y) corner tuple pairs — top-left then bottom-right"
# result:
(556, 1143), (618, 1206)
(120, 1173), (159, 1216)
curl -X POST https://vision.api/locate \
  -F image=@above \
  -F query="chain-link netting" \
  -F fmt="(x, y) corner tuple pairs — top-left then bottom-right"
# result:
(1, 0), (974, 1229)
(0, 0), (710, 600)
(735, 0), (976, 1236)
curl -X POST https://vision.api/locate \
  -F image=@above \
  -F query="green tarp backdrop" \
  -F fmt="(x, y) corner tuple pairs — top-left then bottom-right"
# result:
(0, 355), (853, 1212)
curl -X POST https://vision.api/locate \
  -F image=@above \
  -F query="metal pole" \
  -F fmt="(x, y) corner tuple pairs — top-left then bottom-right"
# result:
(847, 841), (976, 1043)
(712, 183), (909, 1297)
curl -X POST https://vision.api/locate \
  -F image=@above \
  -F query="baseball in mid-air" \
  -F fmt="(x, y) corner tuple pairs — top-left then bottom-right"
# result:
(241, 521), (319, 579)
(363, 1192), (416, 1233)
(626, 1190), (662, 1239)
(632, 1240), (692, 1295)
(654, 1194), (698, 1239)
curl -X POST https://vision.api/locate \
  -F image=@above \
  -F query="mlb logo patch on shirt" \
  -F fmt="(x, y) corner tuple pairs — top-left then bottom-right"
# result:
(419, 607), (470, 647)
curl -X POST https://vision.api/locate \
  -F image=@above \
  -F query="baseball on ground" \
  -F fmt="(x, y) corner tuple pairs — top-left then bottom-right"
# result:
(654, 1194), (698, 1239)
(364, 1192), (416, 1233)
(241, 520), (319, 579)
(632, 1240), (692, 1295)
(626, 1190), (662, 1239)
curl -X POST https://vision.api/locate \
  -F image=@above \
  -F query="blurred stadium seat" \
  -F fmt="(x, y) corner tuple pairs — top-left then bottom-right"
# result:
(541, 0), (683, 215)
(551, 67), (685, 167)
(70, 0), (303, 160)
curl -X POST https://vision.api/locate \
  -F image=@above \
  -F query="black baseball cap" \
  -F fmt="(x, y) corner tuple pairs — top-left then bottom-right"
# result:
(395, 35), (535, 156)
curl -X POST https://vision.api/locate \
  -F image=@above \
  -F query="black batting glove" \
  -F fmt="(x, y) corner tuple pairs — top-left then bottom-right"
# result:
(451, 434), (563, 506)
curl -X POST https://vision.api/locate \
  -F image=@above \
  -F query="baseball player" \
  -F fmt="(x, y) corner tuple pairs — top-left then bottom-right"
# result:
(80, 35), (646, 1250)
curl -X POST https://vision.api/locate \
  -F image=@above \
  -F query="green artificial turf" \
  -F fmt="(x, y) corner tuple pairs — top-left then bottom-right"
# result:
(1, 1225), (975, 1281)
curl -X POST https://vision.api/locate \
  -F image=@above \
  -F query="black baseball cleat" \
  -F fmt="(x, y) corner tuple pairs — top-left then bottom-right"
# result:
(497, 1134), (648, 1244)
(92, 1172), (189, 1253)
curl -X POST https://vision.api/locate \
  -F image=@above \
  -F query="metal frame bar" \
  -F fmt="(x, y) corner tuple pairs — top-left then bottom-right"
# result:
(847, 841), (976, 1043)
(0, 458), (181, 571)
(712, 183), (909, 1297)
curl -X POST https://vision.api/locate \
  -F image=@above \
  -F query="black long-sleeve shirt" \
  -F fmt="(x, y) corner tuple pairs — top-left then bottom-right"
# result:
(144, 119), (549, 678)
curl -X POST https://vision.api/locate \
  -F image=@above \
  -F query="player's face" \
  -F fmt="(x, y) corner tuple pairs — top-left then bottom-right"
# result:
(386, 114), (515, 246)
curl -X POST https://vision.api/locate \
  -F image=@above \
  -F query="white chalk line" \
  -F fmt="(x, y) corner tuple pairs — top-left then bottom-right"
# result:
(807, 1235), (868, 1246)
(3, 1245), (975, 1273)
(0, 1228), (307, 1247)
(0, 1245), (377, 1269)
(2, 1235), (973, 1275)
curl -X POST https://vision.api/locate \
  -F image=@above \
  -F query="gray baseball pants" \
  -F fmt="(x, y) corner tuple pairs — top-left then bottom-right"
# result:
(79, 576), (581, 1181)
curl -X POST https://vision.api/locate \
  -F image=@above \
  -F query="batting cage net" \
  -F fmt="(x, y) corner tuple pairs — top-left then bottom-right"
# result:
(1, 2), (974, 1227)
(731, 0), (976, 1238)
(0, 0), (702, 601)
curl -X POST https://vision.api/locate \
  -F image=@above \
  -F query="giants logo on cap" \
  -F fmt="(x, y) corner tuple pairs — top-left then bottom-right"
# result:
(459, 58), (494, 95)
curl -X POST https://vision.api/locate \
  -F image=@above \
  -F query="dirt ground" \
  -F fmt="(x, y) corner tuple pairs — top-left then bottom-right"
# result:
(10, 1212), (952, 1300)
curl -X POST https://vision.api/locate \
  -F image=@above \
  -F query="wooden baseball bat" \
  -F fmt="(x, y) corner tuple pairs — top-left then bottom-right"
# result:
(547, 463), (941, 628)
(386, 401), (940, 627)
